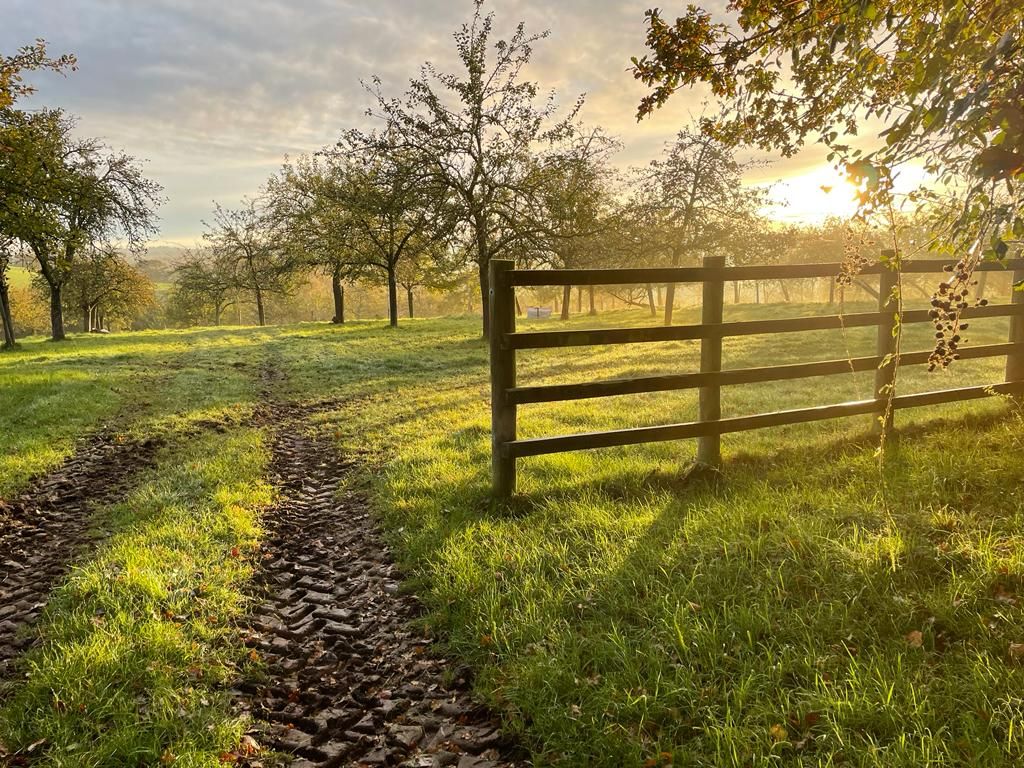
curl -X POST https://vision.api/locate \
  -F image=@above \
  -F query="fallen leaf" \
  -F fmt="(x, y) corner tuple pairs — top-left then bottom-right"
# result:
(237, 735), (261, 756)
(1008, 643), (1024, 661)
(994, 589), (1017, 606)
(905, 630), (924, 649)
(769, 723), (787, 742)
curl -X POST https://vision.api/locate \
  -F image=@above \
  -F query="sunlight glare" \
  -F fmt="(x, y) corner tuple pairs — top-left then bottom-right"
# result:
(759, 165), (861, 224)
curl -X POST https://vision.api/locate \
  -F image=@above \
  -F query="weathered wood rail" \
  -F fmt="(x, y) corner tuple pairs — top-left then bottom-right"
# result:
(488, 256), (1024, 497)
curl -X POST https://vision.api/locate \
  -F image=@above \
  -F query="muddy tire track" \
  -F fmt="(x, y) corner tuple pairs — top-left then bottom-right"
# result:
(0, 433), (161, 688)
(233, 406), (527, 768)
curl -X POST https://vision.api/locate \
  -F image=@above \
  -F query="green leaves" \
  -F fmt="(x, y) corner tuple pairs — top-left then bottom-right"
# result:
(632, 0), (1024, 325)
(0, 41), (76, 112)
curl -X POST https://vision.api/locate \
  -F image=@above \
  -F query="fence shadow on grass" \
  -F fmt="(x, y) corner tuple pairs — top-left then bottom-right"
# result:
(485, 404), (1023, 764)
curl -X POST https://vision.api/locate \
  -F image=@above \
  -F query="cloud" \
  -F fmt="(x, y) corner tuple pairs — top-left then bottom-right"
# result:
(2, 0), (818, 242)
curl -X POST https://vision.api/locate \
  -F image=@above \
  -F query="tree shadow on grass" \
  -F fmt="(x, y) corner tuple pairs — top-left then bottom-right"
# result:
(479, 405), (1024, 764)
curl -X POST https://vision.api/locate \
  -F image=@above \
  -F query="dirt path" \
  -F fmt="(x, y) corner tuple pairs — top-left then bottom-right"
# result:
(233, 406), (527, 768)
(0, 433), (161, 686)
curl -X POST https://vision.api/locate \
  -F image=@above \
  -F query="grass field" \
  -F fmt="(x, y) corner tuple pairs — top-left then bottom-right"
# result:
(0, 326), (268, 497)
(2, 299), (1024, 766)
(1, 428), (272, 766)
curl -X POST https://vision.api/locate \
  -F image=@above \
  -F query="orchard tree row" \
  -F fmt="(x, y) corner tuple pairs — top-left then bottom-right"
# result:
(0, 42), (162, 347)
(175, 2), (816, 336)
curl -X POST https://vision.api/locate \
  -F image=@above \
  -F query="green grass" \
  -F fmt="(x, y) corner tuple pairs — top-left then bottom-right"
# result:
(3, 298), (1024, 766)
(0, 327), (267, 496)
(264, 305), (1024, 766)
(0, 426), (272, 767)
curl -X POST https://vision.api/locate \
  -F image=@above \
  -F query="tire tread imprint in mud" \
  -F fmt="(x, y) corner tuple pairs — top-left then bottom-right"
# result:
(0, 434), (161, 689)
(234, 409), (527, 768)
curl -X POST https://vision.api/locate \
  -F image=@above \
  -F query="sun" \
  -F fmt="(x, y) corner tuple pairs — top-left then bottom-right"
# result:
(758, 165), (862, 224)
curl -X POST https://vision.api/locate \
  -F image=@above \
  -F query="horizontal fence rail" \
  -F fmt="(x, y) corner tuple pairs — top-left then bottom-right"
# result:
(505, 304), (1024, 351)
(505, 382), (1024, 459)
(506, 342), (1023, 405)
(488, 255), (1024, 497)
(507, 258), (1024, 286)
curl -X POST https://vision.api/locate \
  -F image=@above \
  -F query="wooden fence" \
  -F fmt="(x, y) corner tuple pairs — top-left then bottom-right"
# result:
(488, 255), (1024, 497)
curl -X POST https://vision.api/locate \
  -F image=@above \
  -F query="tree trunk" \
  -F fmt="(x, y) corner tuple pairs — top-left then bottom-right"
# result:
(646, 284), (656, 316)
(387, 265), (399, 327)
(853, 279), (879, 300)
(478, 261), (490, 339)
(561, 285), (571, 321)
(215, 302), (223, 326)
(407, 286), (415, 319)
(976, 269), (988, 301)
(0, 269), (15, 349)
(514, 294), (522, 317)
(588, 285), (596, 316)
(331, 269), (345, 324)
(49, 282), (66, 341)
(664, 246), (685, 326)
(254, 286), (266, 327)
(83, 305), (92, 333)
(474, 209), (491, 338)
(664, 283), (676, 325)
(828, 278), (836, 305)
(779, 280), (791, 302)
(734, 281), (741, 304)
(576, 287), (582, 314)
(755, 281), (761, 304)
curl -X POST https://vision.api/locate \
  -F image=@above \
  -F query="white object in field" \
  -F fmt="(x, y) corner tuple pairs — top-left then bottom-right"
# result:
(526, 306), (552, 319)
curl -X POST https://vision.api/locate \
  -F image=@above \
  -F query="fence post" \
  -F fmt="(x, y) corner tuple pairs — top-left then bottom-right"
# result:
(489, 259), (517, 498)
(1006, 267), (1024, 385)
(875, 250), (899, 433)
(696, 255), (725, 467)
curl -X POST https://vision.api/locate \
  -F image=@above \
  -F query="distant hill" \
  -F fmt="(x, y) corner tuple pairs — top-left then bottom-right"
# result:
(135, 258), (178, 284)
(5, 249), (184, 292)
(140, 245), (190, 264)
(133, 245), (189, 284)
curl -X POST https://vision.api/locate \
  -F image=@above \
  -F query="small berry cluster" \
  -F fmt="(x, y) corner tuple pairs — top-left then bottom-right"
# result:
(836, 250), (871, 289)
(928, 259), (986, 371)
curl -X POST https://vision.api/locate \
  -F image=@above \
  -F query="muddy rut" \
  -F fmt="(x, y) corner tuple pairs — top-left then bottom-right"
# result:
(0, 433), (161, 687)
(233, 407), (526, 768)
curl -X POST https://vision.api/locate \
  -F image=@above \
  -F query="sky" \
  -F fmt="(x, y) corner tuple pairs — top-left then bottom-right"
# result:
(2, 0), (859, 247)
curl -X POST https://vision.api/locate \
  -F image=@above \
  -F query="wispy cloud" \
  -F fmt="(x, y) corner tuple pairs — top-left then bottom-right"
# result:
(2, 0), (816, 242)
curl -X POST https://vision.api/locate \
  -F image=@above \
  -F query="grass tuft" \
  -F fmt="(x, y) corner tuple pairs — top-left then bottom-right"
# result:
(0, 428), (272, 767)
